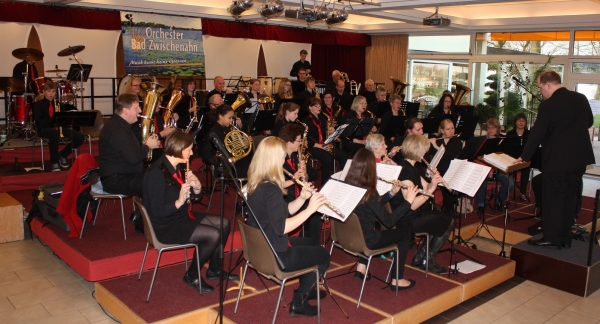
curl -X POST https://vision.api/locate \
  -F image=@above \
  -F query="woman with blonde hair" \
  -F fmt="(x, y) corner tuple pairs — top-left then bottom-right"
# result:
(274, 78), (294, 114)
(429, 119), (463, 213)
(339, 95), (374, 153)
(246, 136), (330, 317)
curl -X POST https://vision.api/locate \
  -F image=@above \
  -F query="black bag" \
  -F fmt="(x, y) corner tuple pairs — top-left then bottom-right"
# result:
(76, 187), (99, 222)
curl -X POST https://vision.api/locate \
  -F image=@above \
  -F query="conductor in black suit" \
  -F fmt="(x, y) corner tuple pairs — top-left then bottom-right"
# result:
(516, 70), (595, 249)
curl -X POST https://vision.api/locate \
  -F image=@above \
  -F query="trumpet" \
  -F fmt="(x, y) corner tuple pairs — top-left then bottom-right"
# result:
(283, 169), (345, 218)
(185, 158), (191, 204)
(377, 177), (435, 198)
(420, 157), (453, 193)
(53, 98), (64, 138)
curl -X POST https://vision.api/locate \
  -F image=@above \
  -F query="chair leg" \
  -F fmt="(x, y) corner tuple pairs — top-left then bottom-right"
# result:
(87, 135), (92, 155)
(118, 196), (127, 240)
(315, 269), (321, 324)
(234, 262), (250, 313)
(138, 243), (150, 280)
(195, 244), (202, 296)
(147, 250), (163, 302)
(425, 235), (429, 278)
(79, 202), (90, 239)
(395, 248), (399, 297)
(40, 140), (45, 171)
(272, 278), (287, 324)
(93, 198), (101, 225)
(357, 256), (372, 308)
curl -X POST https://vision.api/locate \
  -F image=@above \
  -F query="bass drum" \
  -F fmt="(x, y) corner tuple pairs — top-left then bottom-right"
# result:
(257, 76), (273, 97)
(118, 74), (151, 96)
(10, 95), (32, 127)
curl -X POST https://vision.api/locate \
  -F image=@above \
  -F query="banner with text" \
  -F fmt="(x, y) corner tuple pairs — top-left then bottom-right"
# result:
(121, 12), (204, 76)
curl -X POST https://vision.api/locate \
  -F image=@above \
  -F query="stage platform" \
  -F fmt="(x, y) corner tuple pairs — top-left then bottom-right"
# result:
(511, 234), (600, 297)
(95, 245), (515, 324)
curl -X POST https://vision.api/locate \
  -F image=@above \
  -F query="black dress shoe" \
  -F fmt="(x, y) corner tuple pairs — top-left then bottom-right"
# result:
(527, 238), (561, 249)
(183, 273), (214, 293)
(389, 279), (416, 292)
(206, 269), (240, 281)
(353, 271), (371, 281)
(519, 193), (528, 201)
(129, 210), (141, 224)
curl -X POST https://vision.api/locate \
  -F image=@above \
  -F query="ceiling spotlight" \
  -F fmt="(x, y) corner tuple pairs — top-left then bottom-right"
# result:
(312, 5), (329, 21)
(259, 0), (284, 20)
(228, 0), (254, 18)
(325, 8), (348, 25)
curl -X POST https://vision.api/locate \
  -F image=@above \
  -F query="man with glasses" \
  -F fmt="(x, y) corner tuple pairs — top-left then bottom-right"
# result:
(360, 79), (377, 104)
(292, 68), (308, 95)
(516, 70), (595, 249)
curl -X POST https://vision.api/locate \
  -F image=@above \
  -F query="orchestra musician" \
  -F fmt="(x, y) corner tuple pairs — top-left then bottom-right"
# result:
(143, 131), (238, 294)
(429, 119), (463, 214)
(365, 134), (397, 165)
(99, 94), (171, 198)
(378, 94), (404, 147)
(33, 81), (84, 172)
(471, 118), (515, 216)
(200, 104), (252, 178)
(321, 90), (339, 127)
(243, 79), (262, 129)
(302, 97), (348, 184)
(279, 123), (321, 243)
(289, 49), (311, 78)
(124, 76), (144, 109)
(326, 70), (343, 93)
(172, 77), (202, 131)
(359, 79), (377, 104)
(333, 79), (353, 112)
(291, 68), (307, 95)
(428, 93), (455, 118)
(271, 102), (301, 137)
(367, 86), (390, 120)
(12, 58), (39, 93)
(344, 148), (417, 290)
(339, 96), (375, 154)
(506, 113), (530, 201)
(246, 136), (329, 318)
(391, 135), (455, 273)
(390, 116), (425, 164)
(300, 76), (319, 106)
(273, 78), (293, 112)
(205, 76), (235, 106)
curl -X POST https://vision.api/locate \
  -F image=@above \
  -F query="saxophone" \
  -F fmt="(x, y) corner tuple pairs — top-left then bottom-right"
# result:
(322, 112), (333, 154)
(295, 120), (310, 181)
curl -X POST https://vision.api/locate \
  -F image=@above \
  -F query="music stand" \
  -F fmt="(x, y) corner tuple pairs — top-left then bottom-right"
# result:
(67, 63), (92, 111)
(379, 115), (407, 138)
(54, 111), (97, 128)
(422, 117), (443, 136)
(250, 109), (277, 134)
(340, 118), (375, 141)
(402, 101), (420, 117)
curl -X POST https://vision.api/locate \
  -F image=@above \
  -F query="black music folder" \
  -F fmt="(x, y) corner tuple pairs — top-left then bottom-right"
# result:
(421, 117), (443, 135)
(379, 115), (407, 138)
(250, 110), (277, 134)
(402, 101), (420, 117)
(341, 118), (376, 138)
(55, 111), (96, 127)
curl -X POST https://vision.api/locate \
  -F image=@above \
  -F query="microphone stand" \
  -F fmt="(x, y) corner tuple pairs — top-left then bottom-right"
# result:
(512, 78), (539, 125)
(211, 136), (285, 324)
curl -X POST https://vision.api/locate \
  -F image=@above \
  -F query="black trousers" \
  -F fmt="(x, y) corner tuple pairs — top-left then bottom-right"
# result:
(308, 146), (348, 185)
(542, 169), (585, 245)
(39, 127), (85, 163)
(281, 237), (330, 293)
(102, 172), (145, 197)
(358, 227), (410, 279)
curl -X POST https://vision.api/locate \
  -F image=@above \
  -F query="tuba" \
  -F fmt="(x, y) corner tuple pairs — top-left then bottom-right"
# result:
(163, 87), (185, 127)
(231, 91), (251, 112)
(453, 82), (472, 106)
(390, 77), (409, 96)
(224, 124), (252, 163)
(140, 81), (165, 161)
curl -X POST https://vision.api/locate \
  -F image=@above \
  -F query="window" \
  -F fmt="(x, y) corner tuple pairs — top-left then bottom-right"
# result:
(476, 32), (569, 56)
(409, 35), (470, 54)
(573, 31), (600, 56)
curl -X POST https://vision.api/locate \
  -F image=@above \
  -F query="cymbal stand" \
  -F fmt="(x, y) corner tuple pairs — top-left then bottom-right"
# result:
(71, 53), (85, 110)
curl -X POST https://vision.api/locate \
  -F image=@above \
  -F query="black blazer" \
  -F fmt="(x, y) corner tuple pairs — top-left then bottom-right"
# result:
(521, 87), (595, 172)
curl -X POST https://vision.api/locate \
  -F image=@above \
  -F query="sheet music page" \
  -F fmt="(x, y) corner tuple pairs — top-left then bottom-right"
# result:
(375, 163), (402, 195)
(430, 145), (445, 168)
(333, 159), (353, 181)
(444, 160), (491, 197)
(317, 179), (367, 222)
(324, 124), (349, 144)
(483, 153), (517, 172)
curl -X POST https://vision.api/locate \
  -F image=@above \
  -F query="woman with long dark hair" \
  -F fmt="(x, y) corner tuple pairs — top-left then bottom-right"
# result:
(143, 131), (238, 293)
(344, 148), (418, 290)
(507, 113), (531, 201)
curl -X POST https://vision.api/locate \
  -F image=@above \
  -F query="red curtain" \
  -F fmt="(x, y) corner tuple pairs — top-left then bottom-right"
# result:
(0, 2), (121, 31)
(311, 45), (366, 83)
(201, 19), (370, 47)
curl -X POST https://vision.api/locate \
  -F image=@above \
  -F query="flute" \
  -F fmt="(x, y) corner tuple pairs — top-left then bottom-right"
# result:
(420, 157), (453, 193)
(377, 177), (435, 198)
(283, 169), (345, 218)
(185, 158), (191, 204)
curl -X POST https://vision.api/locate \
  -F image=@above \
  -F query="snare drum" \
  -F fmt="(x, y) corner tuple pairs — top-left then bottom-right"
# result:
(57, 80), (74, 102)
(10, 95), (32, 125)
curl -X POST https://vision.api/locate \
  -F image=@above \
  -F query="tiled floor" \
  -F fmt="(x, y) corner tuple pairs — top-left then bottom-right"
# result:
(1, 176), (599, 324)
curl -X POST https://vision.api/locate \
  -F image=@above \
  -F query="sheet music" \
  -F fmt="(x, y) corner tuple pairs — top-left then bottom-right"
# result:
(430, 145), (445, 169)
(324, 124), (349, 145)
(317, 179), (367, 222)
(482, 152), (529, 173)
(333, 159), (353, 181)
(444, 159), (490, 197)
(375, 163), (402, 195)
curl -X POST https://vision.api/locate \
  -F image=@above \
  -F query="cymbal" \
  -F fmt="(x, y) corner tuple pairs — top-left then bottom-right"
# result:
(0, 78), (25, 93)
(12, 48), (44, 61)
(57, 45), (85, 57)
(46, 68), (68, 73)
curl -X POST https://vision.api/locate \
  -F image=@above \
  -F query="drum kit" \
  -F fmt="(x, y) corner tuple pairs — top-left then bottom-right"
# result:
(1, 45), (85, 146)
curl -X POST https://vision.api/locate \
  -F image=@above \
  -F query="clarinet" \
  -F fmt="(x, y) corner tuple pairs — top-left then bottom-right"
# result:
(420, 157), (453, 193)
(377, 177), (434, 198)
(185, 158), (191, 204)
(282, 169), (344, 218)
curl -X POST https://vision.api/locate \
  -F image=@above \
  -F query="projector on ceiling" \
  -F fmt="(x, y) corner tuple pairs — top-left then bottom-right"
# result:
(423, 17), (451, 27)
